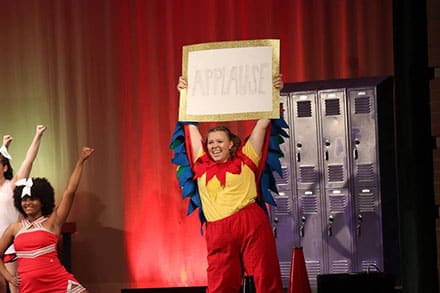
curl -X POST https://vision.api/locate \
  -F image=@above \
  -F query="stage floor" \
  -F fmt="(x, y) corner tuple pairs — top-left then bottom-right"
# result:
(121, 288), (206, 293)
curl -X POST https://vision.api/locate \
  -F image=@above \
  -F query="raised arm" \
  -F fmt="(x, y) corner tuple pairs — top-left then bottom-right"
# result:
(249, 119), (271, 157)
(248, 74), (284, 156)
(0, 135), (13, 159)
(11, 125), (46, 186)
(177, 76), (203, 159)
(53, 147), (94, 230)
(2, 135), (13, 150)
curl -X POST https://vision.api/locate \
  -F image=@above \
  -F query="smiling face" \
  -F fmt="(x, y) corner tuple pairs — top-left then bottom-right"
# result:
(206, 130), (233, 163)
(21, 196), (43, 219)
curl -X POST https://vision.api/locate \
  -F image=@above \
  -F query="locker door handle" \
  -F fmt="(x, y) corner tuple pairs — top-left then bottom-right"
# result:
(300, 216), (306, 237)
(328, 215), (334, 237)
(324, 140), (330, 161)
(296, 143), (302, 162)
(356, 214), (363, 236)
(353, 139), (360, 160)
(273, 217), (279, 238)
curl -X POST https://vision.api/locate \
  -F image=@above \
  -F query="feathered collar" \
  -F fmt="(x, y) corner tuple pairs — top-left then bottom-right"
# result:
(193, 148), (257, 186)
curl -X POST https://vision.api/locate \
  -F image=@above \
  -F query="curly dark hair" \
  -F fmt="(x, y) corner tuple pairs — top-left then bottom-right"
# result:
(0, 154), (13, 180)
(205, 126), (241, 159)
(14, 178), (55, 217)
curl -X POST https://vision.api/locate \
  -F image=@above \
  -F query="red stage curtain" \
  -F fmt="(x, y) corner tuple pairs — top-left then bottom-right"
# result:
(0, 0), (393, 290)
(116, 1), (392, 286)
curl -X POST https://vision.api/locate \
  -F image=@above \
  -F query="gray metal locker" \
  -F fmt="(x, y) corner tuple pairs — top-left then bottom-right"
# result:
(318, 88), (354, 275)
(347, 87), (384, 272)
(291, 90), (324, 288)
(271, 93), (299, 288)
(269, 77), (399, 290)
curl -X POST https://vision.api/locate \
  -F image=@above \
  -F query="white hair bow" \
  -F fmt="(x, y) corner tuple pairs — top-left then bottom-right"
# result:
(16, 178), (33, 198)
(0, 145), (11, 160)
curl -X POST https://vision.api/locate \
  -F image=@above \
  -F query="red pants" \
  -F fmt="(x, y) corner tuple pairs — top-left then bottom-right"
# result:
(205, 203), (283, 293)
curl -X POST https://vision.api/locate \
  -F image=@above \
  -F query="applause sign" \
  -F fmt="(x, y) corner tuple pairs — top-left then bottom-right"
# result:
(179, 39), (280, 122)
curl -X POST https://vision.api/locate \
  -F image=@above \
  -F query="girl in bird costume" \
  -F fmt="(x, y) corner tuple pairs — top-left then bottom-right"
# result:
(170, 75), (288, 293)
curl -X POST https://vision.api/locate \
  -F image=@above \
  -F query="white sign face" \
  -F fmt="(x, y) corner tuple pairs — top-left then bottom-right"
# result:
(179, 39), (279, 122)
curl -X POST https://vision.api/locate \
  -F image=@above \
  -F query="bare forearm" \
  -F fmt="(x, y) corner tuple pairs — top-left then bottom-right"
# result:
(66, 160), (85, 195)
(188, 124), (203, 160)
(249, 119), (271, 156)
(0, 228), (16, 285)
(0, 261), (13, 284)
(55, 147), (94, 226)
(54, 162), (84, 225)
(255, 118), (270, 130)
(15, 126), (45, 180)
(24, 133), (42, 162)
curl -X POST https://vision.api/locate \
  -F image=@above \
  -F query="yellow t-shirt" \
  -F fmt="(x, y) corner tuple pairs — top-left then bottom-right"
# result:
(195, 140), (260, 222)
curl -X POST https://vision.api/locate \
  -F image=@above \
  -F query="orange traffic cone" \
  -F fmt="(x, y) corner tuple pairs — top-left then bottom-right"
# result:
(288, 247), (311, 293)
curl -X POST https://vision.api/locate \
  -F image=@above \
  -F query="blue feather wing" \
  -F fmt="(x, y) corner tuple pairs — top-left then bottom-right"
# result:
(259, 116), (289, 208)
(170, 122), (205, 223)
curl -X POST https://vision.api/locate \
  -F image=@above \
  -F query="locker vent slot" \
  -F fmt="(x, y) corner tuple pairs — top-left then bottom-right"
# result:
(281, 166), (290, 180)
(325, 98), (340, 116)
(357, 192), (376, 212)
(305, 261), (321, 286)
(355, 96), (371, 114)
(301, 195), (318, 214)
(361, 260), (380, 272)
(299, 166), (317, 183)
(274, 167), (290, 192)
(331, 260), (350, 273)
(274, 196), (291, 215)
(275, 184), (290, 193)
(296, 101), (312, 117)
(328, 165), (344, 182)
(329, 194), (347, 213)
(280, 261), (291, 282)
(356, 164), (375, 182)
